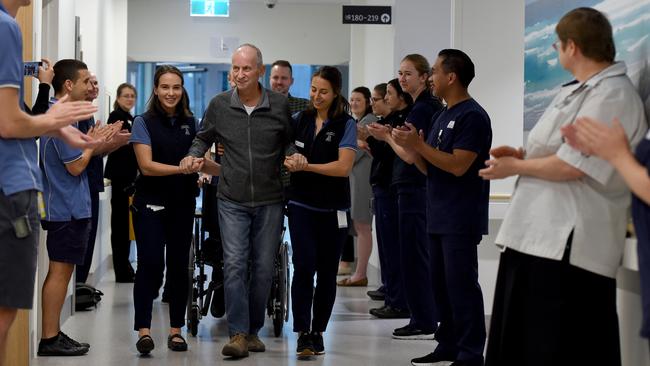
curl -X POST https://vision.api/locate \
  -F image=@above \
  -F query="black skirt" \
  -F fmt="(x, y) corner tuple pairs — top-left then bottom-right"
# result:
(485, 247), (621, 366)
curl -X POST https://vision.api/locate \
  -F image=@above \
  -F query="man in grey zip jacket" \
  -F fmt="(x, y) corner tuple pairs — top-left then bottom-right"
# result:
(182, 44), (305, 358)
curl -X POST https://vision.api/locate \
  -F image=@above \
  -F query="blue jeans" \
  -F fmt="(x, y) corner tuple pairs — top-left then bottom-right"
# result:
(218, 199), (284, 336)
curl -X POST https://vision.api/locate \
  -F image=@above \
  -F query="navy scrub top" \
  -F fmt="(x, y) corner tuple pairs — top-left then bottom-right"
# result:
(425, 98), (492, 236)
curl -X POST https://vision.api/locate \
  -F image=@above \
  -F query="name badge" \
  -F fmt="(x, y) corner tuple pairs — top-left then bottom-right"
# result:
(447, 120), (455, 129)
(337, 210), (348, 229)
(295, 140), (305, 148)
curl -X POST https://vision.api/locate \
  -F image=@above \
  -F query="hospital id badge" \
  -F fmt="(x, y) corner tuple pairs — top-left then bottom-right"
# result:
(337, 210), (348, 229)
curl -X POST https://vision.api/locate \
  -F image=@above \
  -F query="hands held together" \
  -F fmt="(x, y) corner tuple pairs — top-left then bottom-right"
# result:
(284, 153), (308, 172)
(179, 156), (206, 174)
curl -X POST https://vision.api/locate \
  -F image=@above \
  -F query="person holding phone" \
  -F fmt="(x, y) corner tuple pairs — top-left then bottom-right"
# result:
(0, 2), (97, 363)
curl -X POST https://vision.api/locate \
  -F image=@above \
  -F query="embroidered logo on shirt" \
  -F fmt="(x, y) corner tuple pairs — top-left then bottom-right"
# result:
(180, 125), (191, 136)
(325, 131), (336, 142)
(447, 121), (455, 129)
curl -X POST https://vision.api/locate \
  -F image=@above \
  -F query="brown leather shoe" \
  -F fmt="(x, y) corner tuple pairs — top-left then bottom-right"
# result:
(336, 277), (368, 287)
(246, 334), (266, 352)
(222, 333), (249, 358)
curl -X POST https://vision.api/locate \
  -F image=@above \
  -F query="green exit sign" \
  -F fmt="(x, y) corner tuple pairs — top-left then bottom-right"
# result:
(191, 0), (229, 17)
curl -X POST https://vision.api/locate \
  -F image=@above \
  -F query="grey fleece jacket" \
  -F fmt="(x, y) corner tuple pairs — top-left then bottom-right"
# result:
(188, 85), (296, 207)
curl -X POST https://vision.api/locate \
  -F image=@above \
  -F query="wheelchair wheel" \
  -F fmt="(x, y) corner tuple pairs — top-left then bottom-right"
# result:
(186, 234), (198, 336)
(272, 241), (290, 337)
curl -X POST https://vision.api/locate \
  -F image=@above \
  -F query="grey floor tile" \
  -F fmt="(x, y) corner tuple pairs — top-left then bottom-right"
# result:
(33, 271), (435, 366)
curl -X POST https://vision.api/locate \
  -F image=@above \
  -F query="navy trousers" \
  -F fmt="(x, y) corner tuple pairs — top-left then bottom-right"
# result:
(430, 233), (486, 363)
(373, 186), (407, 309)
(132, 200), (195, 330)
(397, 184), (437, 332)
(289, 204), (348, 332)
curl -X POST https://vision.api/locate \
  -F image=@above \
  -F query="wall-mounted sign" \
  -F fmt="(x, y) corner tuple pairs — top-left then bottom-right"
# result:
(191, 0), (230, 17)
(342, 6), (391, 25)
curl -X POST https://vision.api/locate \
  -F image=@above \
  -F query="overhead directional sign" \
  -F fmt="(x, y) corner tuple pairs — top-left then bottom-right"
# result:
(342, 6), (392, 25)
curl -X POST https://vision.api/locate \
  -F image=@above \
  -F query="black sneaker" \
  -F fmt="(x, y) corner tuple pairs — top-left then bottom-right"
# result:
(38, 334), (88, 356)
(296, 332), (315, 356)
(310, 331), (324, 355)
(58, 331), (90, 349)
(371, 306), (410, 319)
(366, 288), (385, 301)
(411, 352), (454, 366)
(392, 324), (435, 340)
(369, 305), (387, 316)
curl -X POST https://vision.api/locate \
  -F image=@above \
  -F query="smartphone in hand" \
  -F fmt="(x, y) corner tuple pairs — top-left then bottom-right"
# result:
(23, 61), (43, 77)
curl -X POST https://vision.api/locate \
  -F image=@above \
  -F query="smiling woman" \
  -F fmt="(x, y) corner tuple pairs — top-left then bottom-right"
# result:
(128, 65), (202, 355)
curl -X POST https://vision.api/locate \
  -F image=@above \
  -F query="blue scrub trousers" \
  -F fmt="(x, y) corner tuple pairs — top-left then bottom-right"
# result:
(373, 185), (407, 309)
(288, 204), (348, 332)
(430, 233), (485, 363)
(397, 183), (437, 332)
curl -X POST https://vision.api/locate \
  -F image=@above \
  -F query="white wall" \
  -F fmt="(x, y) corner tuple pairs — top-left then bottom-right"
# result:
(127, 0), (351, 65)
(348, 0), (395, 92)
(453, 0), (524, 195)
(393, 0), (452, 69)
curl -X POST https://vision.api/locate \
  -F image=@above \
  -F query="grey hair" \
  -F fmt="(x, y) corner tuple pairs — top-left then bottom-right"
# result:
(237, 43), (264, 68)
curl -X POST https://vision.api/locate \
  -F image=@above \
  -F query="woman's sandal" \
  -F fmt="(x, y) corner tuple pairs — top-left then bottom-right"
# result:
(167, 333), (188, 352)
(136, 334), (155, 354)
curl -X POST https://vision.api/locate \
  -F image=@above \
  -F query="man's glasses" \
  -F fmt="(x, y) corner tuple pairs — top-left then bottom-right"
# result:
(552, 40), (561, 51)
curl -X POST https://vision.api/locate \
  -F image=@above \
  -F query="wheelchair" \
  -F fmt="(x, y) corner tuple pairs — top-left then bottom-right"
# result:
(186, 183), (290, 337)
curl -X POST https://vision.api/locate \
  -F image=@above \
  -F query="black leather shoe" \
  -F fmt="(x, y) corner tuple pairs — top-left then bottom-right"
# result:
(58, 331), (90, 349)
(371, 306), (410, 319)
(366, 289), (385, 301)
(38, 334), (88, 356)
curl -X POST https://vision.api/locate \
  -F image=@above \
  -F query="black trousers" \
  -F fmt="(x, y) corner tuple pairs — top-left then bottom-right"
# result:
(289, 204), (348, 332)
(110, 184), (134, 279)
(76, 191), (99, 283)
(132, 200), (195, 330)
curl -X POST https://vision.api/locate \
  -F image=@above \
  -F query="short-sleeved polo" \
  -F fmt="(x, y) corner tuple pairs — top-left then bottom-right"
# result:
(426, 99), (492, 235)
(339, 118), (358, 150)
(130, 116), (151, 145)
(0, 6), (42, 195)
(40, 135), (90, 221)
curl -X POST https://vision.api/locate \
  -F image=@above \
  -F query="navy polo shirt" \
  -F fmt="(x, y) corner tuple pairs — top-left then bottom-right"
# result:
(392, 92), (443, 187)
(78, 117), (105, 193)
(0, 4), (42, 195)
(425, 98), (492, 235)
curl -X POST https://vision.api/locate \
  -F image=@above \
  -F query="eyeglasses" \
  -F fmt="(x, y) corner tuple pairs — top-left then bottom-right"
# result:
(552, 40), (561, 51)
(371, 97), (384, 103)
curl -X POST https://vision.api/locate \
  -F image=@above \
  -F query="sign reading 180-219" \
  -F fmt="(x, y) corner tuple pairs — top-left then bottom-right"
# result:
(342, 6), (392, 25)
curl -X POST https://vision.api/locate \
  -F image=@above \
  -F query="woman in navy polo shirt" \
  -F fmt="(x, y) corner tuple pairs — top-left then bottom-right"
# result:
(129, 65), (218, 354)
(284, 66), (357, 357)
